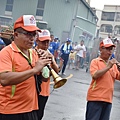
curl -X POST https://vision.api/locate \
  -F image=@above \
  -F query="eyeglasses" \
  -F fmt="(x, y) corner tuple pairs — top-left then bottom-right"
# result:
(18, 31), (36, 38)
(102, 47), (113, 51)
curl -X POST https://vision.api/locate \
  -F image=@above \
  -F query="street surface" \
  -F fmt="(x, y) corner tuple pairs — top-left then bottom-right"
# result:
(43, 68), (120, 120)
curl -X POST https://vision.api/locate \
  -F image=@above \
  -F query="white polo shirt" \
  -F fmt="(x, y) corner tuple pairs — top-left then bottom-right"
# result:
(74, 44), (86, 57)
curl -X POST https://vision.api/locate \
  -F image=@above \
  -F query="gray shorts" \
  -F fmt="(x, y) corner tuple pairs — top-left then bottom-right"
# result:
(76, 55), (83, 62)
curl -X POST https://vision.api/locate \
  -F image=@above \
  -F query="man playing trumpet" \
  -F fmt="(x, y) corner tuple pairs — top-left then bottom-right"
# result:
(35, 29), (59, 120)
(85, 38), (120, 120)
(0, 15), (52, 120)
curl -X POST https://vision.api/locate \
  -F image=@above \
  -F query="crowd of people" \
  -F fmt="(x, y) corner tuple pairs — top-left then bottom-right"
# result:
(0, 14), (120, 120)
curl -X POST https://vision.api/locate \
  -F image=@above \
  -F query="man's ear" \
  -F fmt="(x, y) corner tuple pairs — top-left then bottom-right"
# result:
(14, 32), (18, 38)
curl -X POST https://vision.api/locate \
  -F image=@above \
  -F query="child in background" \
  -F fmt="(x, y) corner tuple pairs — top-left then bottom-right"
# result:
(67, 50), (76, 69)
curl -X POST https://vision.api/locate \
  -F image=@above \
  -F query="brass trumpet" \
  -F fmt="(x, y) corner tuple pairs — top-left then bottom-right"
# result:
(35, 49), (67, 89)
(46, 65), (67, 89)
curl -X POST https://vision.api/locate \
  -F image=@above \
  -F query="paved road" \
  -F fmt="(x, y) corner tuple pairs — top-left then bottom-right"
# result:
(42, 68), (120, 120)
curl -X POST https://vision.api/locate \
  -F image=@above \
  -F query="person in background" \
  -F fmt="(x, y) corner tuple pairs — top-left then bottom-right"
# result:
(54, 37), (59, 49)
(74, 40), (86, 70)
(109, 46), (115, 60)
(33, 40), (37, 49)
(85, 47), (90, 64)
(0, 38), (6, 50)
(67, 50), (76, 69)
(54, 37), (60, 63)
(109, 53), (115, 60)
(59, 38), (72, 75)
(85, 38), (120, 120)
(36, 30), (59, 120)
(48, 34), (57, 55)
(0, 15), (52, 120)
(68, 42), (76, 69)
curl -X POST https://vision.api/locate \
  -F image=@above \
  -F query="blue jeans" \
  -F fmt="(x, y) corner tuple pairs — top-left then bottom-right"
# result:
(61, 54), (69, 73)
(76, 55), (84, 68)
(85, 101), (112, 120)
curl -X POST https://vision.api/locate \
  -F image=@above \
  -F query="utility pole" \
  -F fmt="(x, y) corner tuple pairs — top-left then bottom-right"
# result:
(69, 0), (79, 41)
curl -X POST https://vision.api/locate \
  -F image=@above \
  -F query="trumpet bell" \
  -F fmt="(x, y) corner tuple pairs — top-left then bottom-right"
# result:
(50, 69), (67, 89)
(54, 77), (67, 89)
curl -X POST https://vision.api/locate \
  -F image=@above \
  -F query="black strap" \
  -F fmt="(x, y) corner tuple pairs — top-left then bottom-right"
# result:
(21, 54), (42, 94)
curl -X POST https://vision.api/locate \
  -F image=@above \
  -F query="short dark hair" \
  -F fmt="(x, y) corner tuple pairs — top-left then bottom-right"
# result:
(50, 34), (54, 37)
(14, 27), (24, 32)
(81, 40), (84, 42)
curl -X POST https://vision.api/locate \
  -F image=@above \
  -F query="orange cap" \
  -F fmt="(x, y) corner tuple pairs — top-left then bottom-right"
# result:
(14, 15), (41, 32)
(37, 30), (51, 41)
(100, 38), (115, 48)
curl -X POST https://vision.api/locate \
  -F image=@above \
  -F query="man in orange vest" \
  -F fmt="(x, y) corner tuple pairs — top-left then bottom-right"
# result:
(85, 38), (120, 120)
(0, 15), (52, 120)
(36, 30), (59, 120)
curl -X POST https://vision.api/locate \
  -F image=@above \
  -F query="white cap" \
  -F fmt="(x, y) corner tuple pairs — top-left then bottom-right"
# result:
(37, 29), (51, 41)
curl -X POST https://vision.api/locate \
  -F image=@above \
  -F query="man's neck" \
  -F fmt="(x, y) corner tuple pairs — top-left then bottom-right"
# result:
(99, 56), (109, 63)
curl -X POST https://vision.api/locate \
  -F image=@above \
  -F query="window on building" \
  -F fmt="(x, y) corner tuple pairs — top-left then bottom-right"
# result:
(36, 9), (44, 16)
(37, 0), (45, 8)
(114, 25), (120, 34)
(6, 5), (13, 11)
(100, 24), (113, 33)
(115, 12), (120, 22)
(101, 12), (115, 21)
(82, 32), (93, 40)
(105, 25), (112, 33)
(7, 0), (14, 4)
(100, 25), (105, 32)
(5, 0), (14, 12)
(0, 16), (12, 26)
(36, 0), (46, 20)
(36, 21), (48, 29)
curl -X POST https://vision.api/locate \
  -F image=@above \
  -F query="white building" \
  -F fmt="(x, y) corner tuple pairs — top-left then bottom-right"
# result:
(96, 5), (120, 39)
(0, 0), (97, 48)
(85, 0), (91, 5)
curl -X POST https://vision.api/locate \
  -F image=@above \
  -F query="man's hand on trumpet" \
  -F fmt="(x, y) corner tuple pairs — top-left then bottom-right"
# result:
(36, 49), (53, 60)
(36, 49), (56, 63)
(108, 58), (120, 72)
(33, 56), (52, 74)
(36, 49), (49, 58)
(41, 50), (59, 73)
